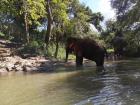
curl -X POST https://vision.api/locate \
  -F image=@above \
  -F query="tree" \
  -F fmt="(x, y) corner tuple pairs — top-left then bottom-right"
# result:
(111, 0), (140, 29)
(65, 0), (98, 37)
(111, 0), (140, 56)
(0, 0), (106, 58)
(50, 0), (69, 58)
(0, 0), (46, 43)
(45, 0), (53, 47)
(88, 12), (104, 32)
(21, 0), (46, 43)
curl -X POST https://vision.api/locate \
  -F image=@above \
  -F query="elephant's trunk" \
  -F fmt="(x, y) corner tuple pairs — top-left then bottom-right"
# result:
(65, 47), (69, 62)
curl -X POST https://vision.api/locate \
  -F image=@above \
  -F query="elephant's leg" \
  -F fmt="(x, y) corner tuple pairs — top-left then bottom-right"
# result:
(76, 55), (83, 67)
(95, 56), (104, 67)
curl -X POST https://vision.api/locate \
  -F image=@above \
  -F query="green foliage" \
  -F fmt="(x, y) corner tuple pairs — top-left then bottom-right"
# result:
(111, 0), (140, 56)
(0, 0), (47, 44)
(0, 31), (5, 37)
(47, 43), (75, 60)
(107, 48), (114, 53)
(0, 0), (108, 59)
(18, 40), (46, 56)
(52, 0), (68, 24)
(22, 41), (39, 54)
(111, 0), (140, 27)
(64, 0), (93, 37)
(88, 12), (104, 32)
(20, 0), (46, 25)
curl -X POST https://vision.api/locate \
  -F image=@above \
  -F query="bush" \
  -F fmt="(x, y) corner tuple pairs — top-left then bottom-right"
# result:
(0, 32), (5, 38)
(25, 41), (39, 53)
(18, 40), (47, 56)
(124, 45), (140, 57)
(17, 41), (75, 60)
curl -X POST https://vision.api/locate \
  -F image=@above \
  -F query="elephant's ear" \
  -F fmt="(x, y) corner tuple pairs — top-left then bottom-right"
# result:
(74, 45), (82, 56)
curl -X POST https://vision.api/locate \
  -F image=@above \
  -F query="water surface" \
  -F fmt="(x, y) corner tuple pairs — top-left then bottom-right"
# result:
(0, 58), (140, 105)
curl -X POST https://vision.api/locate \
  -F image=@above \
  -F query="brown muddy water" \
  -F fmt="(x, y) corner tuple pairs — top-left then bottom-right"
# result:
(0, 58), (140, 105)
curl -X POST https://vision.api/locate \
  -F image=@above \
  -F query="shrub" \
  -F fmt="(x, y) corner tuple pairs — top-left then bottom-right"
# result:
(18, 40), (46, 56)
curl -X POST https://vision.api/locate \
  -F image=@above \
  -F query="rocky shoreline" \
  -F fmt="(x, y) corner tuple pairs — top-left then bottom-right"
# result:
(0, 55), (97, 74)
(0, 39), (73, 74)
(0, 55), (77, 74)
(0, 56), (55, 73)
(0, 40), (94, 74)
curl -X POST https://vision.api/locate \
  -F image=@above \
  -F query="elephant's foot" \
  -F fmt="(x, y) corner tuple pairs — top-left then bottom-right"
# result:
(76, 63), (83, 67)
(76, 56), (83, 67)
(95, 59), (104, 67)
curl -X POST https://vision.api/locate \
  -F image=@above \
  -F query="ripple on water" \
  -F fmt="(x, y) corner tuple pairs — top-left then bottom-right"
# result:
(0, 58), (140, 105)
(75, 74), (125, 105)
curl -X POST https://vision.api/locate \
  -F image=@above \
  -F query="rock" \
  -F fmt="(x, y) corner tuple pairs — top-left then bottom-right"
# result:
(22, 65), (27, 72)
(22, 65), (37, 71)
(0, 45), (55, 73)
(14, 65), (23, 71)
(30, 67), (38, 71)
(0, 68), (8, 73)
(23, 61), (34, 67)
(0, 39), (56, 73)
(0, 57), (6, 61)
(6, 63), (14, 72)
(14, 61), (22, 65)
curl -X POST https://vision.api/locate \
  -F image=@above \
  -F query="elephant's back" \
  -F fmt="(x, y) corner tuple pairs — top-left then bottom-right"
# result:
(80, 41), (104, 58)
(80, 40), (102, 52)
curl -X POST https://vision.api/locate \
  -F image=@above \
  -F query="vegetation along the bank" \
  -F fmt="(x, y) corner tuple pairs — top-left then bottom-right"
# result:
(0, 0), (140, 60)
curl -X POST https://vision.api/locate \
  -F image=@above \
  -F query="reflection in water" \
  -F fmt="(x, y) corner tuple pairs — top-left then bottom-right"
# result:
(90, 75), (123, 105)
(94, 80), (121, 104)
(0, 69), (103, 105)
(0, 58), (140, 105)
(75, 66), (124, 105)
(75, 59), (140, 105)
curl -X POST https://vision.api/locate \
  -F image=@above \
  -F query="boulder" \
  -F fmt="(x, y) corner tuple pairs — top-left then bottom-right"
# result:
(6, 63), (14, 72)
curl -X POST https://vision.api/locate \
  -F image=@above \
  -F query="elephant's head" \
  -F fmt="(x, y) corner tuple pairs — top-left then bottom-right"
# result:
(65, 37), (78, 62)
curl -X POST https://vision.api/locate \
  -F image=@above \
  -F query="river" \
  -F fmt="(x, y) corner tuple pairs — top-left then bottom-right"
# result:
(0, 58), (140, 105)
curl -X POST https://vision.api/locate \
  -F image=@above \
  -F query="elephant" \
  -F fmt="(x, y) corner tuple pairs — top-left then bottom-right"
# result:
(65, 37), (107, 67)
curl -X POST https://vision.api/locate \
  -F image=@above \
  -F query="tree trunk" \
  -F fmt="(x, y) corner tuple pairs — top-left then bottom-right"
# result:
(24, 12), (29, 43)
(45, 0), (53, 48)
(54, 41), (59, 58)
(8, 24), (11, 39)
(65, 47), (69, 62)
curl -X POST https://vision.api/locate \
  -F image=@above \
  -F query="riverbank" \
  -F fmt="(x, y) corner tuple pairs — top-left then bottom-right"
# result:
(0, 39), (100, 74)
(0, 39), (75, 74)
(0, 54), (78, 74)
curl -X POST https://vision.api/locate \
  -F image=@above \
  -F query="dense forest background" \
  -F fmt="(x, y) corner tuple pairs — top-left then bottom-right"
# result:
(0, 0), (140, 59)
